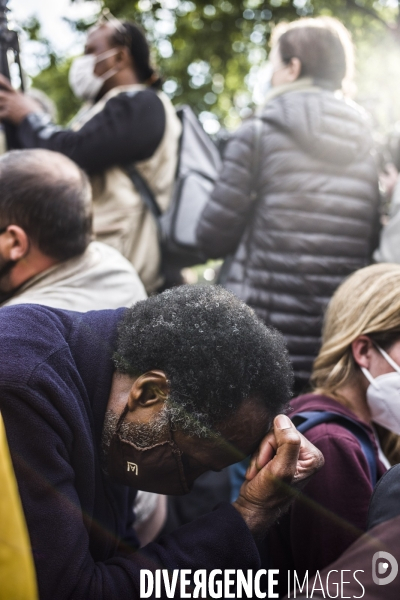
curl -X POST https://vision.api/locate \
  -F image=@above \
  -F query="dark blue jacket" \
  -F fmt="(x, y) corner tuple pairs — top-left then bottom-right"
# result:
(0, 305), (259, 599)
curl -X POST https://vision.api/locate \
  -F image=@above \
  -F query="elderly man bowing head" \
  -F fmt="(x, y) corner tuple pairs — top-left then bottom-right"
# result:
(0, 285), (323, 600)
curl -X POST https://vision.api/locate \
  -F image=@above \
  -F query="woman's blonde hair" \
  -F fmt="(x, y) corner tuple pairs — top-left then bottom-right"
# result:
(312, 263), (400, 464)
(312, 263), (400, 394)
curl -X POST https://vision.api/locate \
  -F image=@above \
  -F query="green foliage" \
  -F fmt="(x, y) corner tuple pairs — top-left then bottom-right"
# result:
(21, 0), (400, 130)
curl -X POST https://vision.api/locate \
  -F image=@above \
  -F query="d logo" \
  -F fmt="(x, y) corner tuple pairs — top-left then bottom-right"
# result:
(372, 551), (398, 586)
(127, 462), (138, 474)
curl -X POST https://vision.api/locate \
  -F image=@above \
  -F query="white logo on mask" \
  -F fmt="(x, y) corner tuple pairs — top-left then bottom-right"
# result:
(127, 462), (138, 474)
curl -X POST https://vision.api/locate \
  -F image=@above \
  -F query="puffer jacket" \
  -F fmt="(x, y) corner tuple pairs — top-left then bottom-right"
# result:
(197, 88), (380, 387)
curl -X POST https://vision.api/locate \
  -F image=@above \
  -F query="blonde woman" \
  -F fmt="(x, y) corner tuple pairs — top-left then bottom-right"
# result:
(266, 263), (400, 596)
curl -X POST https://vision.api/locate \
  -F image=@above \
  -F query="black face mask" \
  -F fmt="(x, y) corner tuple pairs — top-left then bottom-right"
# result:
(107, 408), (191, 495)
(0, 259), (18, 304)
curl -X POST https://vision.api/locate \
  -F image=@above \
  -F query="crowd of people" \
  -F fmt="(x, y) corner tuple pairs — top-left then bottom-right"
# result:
(0, 10), (400, 600)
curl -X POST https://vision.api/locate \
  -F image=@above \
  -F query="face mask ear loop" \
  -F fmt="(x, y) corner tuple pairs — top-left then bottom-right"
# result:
(361, 366), (380, 390)
(376, 344), (400, 375)
(168, 418), (191, 493)
(168, 417), (181, 452)
(96, 65), (119, 87)
(95, 49), (119, 79)
(94, 48), (119, 64)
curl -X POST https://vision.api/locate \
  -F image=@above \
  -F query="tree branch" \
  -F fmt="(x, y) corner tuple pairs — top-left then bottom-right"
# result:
(345, 0), (396, 32)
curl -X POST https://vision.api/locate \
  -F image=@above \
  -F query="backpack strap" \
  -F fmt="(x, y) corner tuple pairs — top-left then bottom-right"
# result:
(125, 164), (162, 220)
(292, 411), (377, 487)
(121, 84), (163, 222)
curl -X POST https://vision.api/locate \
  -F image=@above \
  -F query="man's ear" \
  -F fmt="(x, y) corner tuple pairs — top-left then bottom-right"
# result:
(115, 45), (132, 69)
(351, 335), (375, 370)
(127, 370), (169, 412)
(288, 57), (302, 82)
(1, 225), (29, 261)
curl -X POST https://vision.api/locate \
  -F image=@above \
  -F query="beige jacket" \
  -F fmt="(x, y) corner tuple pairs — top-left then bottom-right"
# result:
(1, 242), (146, 311)
(72, 85), (182, 294)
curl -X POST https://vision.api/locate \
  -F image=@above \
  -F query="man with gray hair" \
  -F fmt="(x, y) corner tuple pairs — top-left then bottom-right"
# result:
(0, 148), (146, 310)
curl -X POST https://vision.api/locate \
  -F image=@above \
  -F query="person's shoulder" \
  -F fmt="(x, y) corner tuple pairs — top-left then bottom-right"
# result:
(0, 305), (77, 383)
(266, 88), (370, 132)
(0, 303), (72, 333)
(290, 393), (372, 449)
(223, 117), (261, 157)
(292, 90), (371, 139)
(236, 117), (261, 137)
(81, 242), (147, 306)
(305, 422), (366, 451)
(108, 87), (164, 111)
(290, 392), (339, 414)
(85, 242), (147, 295)
(291, 392), (357, 419)
(87, 241), (136, 270)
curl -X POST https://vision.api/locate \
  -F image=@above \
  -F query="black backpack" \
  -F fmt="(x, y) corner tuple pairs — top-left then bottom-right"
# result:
(126, 105), (222, 274)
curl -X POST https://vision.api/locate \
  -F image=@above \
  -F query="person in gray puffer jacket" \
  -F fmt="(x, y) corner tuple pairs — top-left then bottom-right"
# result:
(197, 17), (380, 393)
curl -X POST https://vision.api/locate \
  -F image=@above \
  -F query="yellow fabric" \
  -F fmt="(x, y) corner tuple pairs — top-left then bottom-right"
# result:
(0, 415), (38, 600)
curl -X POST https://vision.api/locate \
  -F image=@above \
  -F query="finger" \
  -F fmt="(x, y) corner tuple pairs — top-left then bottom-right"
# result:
(247, 415), (298, 480)
(266, 414), (301, 483)
(0, 73), (13, 91)
(246, 433), (275, 480)
(295, 431), (325, 479)
(256, 434), (276, 470)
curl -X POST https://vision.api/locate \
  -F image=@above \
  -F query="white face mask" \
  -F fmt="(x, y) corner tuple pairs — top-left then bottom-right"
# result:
(361, 344), (400, 434)
(252, 62), (273, 105)
(69, 49), (119, 101)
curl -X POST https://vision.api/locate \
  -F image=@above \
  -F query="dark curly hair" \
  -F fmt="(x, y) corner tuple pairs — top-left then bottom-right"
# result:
(114, 285), (293, 437)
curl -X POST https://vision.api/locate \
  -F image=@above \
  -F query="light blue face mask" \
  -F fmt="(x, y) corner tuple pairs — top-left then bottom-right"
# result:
(361, 344), (400, 435)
